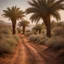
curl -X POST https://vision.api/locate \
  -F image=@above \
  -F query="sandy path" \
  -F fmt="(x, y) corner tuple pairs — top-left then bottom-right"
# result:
(0, 34), (59, 64)
(17, 34), (57, 64)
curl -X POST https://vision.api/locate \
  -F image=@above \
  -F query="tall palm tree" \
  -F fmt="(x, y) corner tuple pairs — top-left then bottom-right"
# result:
(2, 6), (25, 34)
(18, 19), (29, 34)
(33, 24), (42, 34)
(26, 0), (64, 37)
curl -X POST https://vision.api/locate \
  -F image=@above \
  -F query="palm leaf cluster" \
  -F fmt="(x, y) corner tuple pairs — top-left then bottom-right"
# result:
(26, 0), (64, 37)
(19, 19), (29, 27)
(3, 6), (25, 21)
(18, 19), (29, 34)
(26, 0), (64, 22)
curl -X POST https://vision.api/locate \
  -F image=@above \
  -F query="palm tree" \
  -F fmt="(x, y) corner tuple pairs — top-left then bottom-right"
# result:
(51, 20), (57, 29)
(18, 19), (29, 34)
(33, 24), (42, 34)
(26, 0), (64, 37)
(2, 6), (25, 34)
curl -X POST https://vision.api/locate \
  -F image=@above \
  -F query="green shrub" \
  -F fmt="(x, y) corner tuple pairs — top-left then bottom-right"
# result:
(38, 36), (49, 44)
(5, 38), (18, 46)
(41, 29), (46, 35)
(0, 34), (5, 40)
(29, 34), (49, 44)
(0, 37), (18, 54)
(0, 28), (11, 35)
(29, 34), (41, 42)
(0, 27), (19, 54)
(45, 36), (64, 50)
(52, 27), (64, 36)
(0, 40), (13, 53)
(25, 32), (32, 36)
(13, 35), (20, 42)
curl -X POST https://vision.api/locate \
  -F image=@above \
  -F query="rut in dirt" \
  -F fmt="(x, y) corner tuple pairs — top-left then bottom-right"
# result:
(14, 34), (57, 64)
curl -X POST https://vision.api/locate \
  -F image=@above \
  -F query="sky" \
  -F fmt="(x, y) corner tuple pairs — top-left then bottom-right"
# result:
(0, 0), (64, 24)
(0, 0), (31, 23)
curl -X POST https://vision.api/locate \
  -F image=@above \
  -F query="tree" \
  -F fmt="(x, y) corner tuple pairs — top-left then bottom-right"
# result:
(26, 0), (64, 37)
(57, 21), (64, 27)
(33, 24), (42, 34)
(2, 6), (25, 34)
(51, 20), (57, 29)
(18, 19), (29, 34)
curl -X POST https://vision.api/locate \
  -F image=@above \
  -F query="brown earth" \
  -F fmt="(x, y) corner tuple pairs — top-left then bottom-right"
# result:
(0, 34), (64, 64)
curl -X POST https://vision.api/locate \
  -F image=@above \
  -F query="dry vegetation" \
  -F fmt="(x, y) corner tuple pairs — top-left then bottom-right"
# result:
(0, 24), (19, 54)
(28, 26), (64, 50)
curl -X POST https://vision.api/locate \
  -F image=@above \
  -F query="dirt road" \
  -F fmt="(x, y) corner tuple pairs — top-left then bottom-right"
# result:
(14, 34), (57, 64)
(0, 34), (58, 64)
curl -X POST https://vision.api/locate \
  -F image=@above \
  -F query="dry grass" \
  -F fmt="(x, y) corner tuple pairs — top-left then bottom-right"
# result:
(0, 24), (19, 54)
(52, 27), (64, 36)
(29, 34), (49, 44)
(29, 26), (64, 50)
(45, 36), (64, 49)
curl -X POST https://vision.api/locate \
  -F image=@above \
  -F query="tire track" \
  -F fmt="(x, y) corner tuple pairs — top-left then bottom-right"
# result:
(20, 35), (57, 64)
(20, 36), (48, 64)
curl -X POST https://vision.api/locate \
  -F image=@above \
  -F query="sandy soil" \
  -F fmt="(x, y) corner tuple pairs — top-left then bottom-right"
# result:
(0, 34), (64, 64)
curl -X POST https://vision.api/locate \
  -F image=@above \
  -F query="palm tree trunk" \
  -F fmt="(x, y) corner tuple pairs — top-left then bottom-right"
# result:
(46, 21), (51, 37)
(39, 29), (41, 34)
(43, 16), (51, 37)
(23, 26), (25, 34)
(12, 21), (16, 35)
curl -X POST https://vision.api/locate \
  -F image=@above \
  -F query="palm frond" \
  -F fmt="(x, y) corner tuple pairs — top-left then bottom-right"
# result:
(26, 0), (64, 23)
(51, 11), (61, 21)
(2, 6), (25, 21)
(18, 19), (29, 27)
(26, 7), (39, 14)
(47, 0), (55, 6)
(50, 0), (64, 9)
(28, 0), (39, 8)
(30, 13), (41, 23)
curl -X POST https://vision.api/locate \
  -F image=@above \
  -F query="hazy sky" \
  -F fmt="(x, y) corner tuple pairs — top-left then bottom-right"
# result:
(0, 0), (30, 23)
(0, 0), (64, 24)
